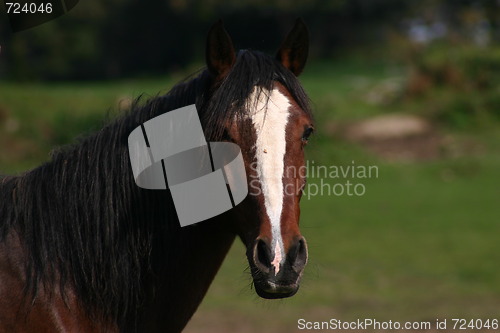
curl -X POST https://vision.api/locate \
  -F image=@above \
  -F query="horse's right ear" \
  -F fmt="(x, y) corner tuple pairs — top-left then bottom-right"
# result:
(206, 20), (236, 78)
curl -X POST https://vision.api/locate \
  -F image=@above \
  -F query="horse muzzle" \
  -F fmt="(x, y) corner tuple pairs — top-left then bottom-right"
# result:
(248, 236), (308, 299)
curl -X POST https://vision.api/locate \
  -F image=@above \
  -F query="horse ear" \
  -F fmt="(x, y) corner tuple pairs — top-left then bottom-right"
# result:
(206, 20), (236, 78)
(276, 18), (309, 76)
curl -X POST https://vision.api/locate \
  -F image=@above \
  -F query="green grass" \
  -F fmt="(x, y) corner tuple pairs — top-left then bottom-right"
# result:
(1, 61), (499, 332)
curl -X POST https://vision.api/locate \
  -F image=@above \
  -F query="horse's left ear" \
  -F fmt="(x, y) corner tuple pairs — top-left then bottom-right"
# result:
(276, 18), (309, 76)
(206, 20), (236, 78)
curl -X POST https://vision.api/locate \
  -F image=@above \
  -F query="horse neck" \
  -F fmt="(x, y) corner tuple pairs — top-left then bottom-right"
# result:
(80, 114), (237, 331)
(98, 102), (237, 331)
(132, 215), (236, 333)
(119, 91), (240, 332)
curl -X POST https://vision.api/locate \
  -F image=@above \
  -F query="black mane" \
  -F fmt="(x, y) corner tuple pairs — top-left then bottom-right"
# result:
(0, 50), (311, 328)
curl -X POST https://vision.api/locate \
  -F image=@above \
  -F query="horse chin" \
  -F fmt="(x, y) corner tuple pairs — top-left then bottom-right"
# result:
(253, 279), (300, 299)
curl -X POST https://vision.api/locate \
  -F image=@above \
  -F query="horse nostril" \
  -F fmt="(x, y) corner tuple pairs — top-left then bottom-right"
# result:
(291, 237), (308, 273)
(253, 239), (272, 273)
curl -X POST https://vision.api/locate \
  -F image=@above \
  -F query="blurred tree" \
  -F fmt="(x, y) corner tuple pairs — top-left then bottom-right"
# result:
(0, 0), (497, 80)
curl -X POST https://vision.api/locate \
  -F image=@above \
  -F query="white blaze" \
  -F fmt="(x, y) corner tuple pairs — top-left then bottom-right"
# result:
(249, 88), (290, 275)
(271, 242), (282, 275)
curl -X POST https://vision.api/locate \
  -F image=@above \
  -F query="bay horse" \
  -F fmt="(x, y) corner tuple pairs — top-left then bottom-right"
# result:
(0, 19), (313, 332)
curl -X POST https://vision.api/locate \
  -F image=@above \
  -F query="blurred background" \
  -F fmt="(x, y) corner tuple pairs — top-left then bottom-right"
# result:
(1, 1), (500, 332)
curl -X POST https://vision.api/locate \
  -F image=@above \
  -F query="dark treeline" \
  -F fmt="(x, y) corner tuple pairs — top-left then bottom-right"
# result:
(0, 0), (498, 80)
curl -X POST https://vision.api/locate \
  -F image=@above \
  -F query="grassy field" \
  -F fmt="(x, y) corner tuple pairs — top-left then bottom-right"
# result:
(1, 61), (499, 332)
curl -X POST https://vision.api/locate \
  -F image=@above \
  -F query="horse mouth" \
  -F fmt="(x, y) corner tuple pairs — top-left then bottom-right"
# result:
(253, 279), (300, 299)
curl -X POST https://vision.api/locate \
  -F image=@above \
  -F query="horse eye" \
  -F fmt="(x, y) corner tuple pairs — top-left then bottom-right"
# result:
(302, 127), (314, 143)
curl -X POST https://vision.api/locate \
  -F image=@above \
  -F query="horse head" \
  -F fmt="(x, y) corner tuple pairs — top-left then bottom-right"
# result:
(204, 19), (313, 299)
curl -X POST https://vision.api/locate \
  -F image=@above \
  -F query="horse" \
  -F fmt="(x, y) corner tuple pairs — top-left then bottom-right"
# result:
(0, 19), (313, 332)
